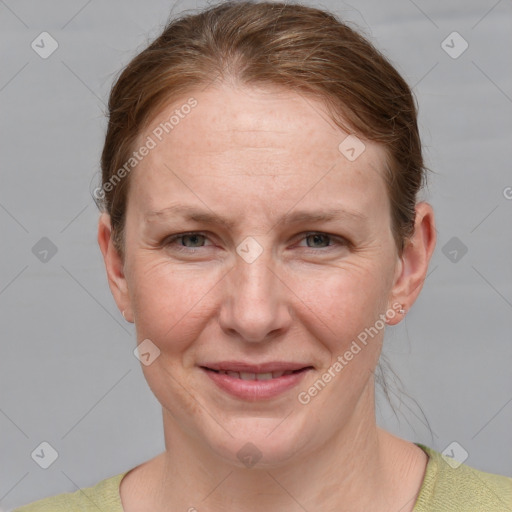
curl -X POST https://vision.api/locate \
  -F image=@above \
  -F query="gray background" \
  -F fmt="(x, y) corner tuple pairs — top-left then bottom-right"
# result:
(1, 0), (511, 509)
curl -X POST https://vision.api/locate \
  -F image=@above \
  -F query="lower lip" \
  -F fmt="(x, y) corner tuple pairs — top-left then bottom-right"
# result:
(202, 368), (311, 400)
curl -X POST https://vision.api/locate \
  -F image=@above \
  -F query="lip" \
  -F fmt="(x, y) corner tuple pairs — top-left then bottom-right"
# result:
(202, 361), (312, 373)
(200, 361), (313, 401)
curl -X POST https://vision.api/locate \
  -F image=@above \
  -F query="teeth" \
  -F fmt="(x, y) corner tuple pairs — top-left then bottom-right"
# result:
(213, 370), (293, 380)
(256, 372), (273, 381)
(212, 369), (304, 380)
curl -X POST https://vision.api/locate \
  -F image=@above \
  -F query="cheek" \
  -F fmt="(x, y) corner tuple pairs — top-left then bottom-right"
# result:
(128, 256), (223, 352)
(285, 259), (391, 338)
(290, 267), (388, 407)
(129, 260), (222, 420)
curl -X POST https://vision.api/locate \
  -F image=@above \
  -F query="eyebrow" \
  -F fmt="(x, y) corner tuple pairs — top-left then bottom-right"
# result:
(144, 204), (367, 228)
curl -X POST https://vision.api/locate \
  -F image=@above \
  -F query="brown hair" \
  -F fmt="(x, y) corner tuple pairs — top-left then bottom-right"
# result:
(96, 0), (427, 262)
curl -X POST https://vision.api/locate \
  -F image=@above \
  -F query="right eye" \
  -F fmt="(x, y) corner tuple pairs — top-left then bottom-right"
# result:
(162, 231), (213, 252)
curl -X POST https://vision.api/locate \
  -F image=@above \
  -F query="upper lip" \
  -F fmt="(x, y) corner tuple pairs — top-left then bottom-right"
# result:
(201, 361), (313, 373)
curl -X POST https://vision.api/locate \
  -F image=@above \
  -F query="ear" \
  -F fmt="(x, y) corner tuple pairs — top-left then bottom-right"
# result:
(386, 202), (436, 325)
(97, 213), (133, 323)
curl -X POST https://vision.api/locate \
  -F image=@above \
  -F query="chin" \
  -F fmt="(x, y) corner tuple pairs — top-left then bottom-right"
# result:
(201, 415), (312, 469)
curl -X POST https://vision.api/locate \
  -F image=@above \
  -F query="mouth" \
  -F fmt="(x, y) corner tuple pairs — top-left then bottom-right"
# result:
(200, 362), (314, 400)
(201, 367), (310, 380)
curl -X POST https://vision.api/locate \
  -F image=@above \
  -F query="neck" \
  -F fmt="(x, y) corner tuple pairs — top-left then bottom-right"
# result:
(151, 379), (415, 512)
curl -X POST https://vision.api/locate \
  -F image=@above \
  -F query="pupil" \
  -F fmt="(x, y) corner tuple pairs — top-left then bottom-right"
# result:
(309, 234), (328, 247)
(185, 234), (203, 247)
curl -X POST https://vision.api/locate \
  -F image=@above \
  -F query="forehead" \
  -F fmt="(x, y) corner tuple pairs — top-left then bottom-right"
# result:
(129, 84), (389, 218)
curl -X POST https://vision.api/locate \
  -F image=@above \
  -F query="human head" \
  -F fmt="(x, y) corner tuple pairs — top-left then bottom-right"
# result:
(96, 0), (436, 467)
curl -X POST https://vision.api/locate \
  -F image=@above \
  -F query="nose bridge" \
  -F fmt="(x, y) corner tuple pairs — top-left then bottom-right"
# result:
(237, 247), (276, 299)
(219, 243), (291, 342)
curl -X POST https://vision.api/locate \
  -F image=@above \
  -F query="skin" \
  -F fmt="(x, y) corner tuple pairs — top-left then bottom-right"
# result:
(98, 83), (436, 512)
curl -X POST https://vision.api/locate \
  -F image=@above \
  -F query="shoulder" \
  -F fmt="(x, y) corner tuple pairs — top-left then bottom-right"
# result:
(11, 471), (128, 512)
(413, 443), (512, 512)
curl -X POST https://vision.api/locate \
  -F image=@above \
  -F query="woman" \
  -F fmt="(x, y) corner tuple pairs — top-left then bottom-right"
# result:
(14, 1), (512, 511)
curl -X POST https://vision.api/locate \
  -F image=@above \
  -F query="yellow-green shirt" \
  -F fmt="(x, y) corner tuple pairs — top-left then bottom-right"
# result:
(12, 443), (512, 511)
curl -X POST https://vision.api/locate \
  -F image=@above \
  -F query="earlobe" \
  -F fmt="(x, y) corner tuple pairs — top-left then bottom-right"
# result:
(97, 213), (133, 321)
(387, 202), (437, 325)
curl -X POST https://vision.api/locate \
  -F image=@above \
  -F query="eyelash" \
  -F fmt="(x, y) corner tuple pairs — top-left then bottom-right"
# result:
(162, 231), (349, 254)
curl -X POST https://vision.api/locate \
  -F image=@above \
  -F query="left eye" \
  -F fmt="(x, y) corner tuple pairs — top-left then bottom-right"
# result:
(299, 232), (338, 249)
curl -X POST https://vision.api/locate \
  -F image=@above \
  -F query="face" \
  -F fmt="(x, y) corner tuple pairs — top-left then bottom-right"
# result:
(108, 84), (406, 466)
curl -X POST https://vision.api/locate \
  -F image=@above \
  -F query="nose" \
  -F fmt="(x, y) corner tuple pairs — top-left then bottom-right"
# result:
(218, 249), (293, 343)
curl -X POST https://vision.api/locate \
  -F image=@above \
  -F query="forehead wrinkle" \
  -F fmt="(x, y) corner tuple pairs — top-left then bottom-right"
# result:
(143, 204), (368, 230)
